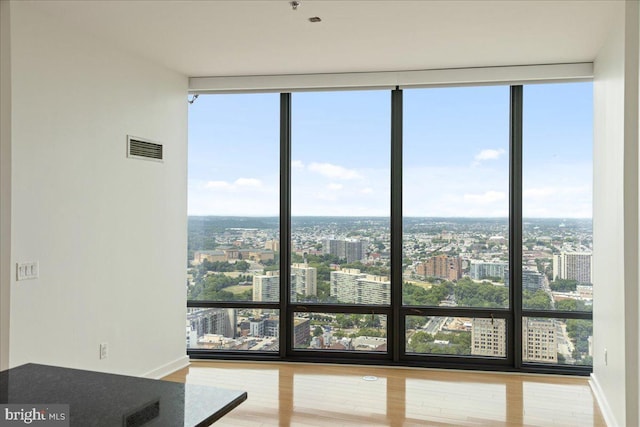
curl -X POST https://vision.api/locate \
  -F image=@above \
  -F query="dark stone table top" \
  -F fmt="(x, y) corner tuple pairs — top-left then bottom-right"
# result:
(0, 363), (247, 426)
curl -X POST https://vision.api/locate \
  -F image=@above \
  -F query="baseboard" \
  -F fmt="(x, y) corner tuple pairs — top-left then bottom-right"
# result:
(590, 373), (618, 427)
(141, 355), (190, 380)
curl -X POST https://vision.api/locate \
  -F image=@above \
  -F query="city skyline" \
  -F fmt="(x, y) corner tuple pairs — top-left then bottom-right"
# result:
(186, 214), (592, 364)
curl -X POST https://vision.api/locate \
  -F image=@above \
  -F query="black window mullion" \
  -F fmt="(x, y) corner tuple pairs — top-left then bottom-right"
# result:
(187, 301), (280, 310)
(522, 310), (593, 320)
(188, 85), (592, 376)
(391, 88), (403, 363)
(509, 85), (524, 370)
(401, 307), (511, 319)
(280, 93), (292, 359)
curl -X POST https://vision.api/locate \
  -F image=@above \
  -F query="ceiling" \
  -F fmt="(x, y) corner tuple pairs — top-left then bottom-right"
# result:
(28, 0), (621, 78)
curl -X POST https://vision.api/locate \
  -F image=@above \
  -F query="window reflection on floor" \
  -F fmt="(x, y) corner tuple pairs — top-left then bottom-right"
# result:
(164, 361), (605, 427)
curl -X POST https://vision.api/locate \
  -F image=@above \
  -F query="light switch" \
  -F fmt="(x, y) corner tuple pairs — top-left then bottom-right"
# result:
(16, 261), (39, 281)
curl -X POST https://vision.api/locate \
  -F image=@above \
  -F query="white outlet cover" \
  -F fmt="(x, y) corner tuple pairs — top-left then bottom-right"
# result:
(99, 343), (108, 359)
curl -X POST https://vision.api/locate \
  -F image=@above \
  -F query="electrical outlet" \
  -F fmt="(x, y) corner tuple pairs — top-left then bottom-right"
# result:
(604, 348), (607, 366)
(99, 343), (108, 360)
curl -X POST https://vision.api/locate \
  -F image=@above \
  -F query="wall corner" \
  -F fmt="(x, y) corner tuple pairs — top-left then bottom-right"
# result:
(0, 0), (13, 372)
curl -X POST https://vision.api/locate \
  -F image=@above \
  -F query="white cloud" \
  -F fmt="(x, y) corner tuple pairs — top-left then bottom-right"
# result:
(327, 183), (343, 191)
(314, 192), (338, 202)
(292, 160), (305, 170)
(361, 188), (374, 194)
(474, 149), (506, 162)
(205, 180), (232, 190)
(189, 178), (278, 215)
(523, 187), (556, 199)
(204, 177), (263, 191)
(308, 162), (362, 180)
(522, 184), (592, 218)
(234, 178), (262, 188)
(463, 191), (507, 204)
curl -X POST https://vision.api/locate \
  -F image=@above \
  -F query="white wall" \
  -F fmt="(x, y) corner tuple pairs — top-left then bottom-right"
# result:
(0, 0), (13, 372)
(636, 7), (640, 426)
(592, 2), (639, 426)
(7, 2), (188, 377)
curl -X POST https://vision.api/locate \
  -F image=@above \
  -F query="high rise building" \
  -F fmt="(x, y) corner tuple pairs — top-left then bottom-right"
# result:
(323, 239), (364, 263)
(253, 271), (280, 302)
(264, 318), (279, 338)
(522, 318), (557, 363)
(293, 317), (311, 347)
(330, 268), (390, 305)
(469, 261), (508, 280)
(553, 252), (592, 284)
(522, 270), (544, 290)
(253, 265), (318, 302)
(187, 308), (236, 339)
(504, 269), (544, 290)
(471, 318), (506, 357)
(417, 255), (462, 281)
(248, 316), (280, 338)
(291, 263), (317, 298)
(249, 319), (265, 337)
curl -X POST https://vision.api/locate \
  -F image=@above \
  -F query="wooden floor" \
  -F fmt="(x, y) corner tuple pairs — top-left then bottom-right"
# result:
(163, 361), (606, 427)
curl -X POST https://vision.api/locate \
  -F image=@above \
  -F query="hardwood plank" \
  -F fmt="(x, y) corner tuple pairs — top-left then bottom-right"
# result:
(163, 361), (606, 427)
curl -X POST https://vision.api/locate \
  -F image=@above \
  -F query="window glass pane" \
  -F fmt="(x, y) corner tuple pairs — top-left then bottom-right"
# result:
(291, 91), (390, 305)
(522, 317), (592, 366)
(187, 308), (279, 352)
(187, 94), (280, 303)
(522, 83), (593, 312)
(406, 316), (506, 357)
(293, 312), (387, 352)
(403, 87), (510, 308)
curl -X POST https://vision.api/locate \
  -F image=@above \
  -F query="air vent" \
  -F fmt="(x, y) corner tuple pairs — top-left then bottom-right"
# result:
(127, 136), (163, 162)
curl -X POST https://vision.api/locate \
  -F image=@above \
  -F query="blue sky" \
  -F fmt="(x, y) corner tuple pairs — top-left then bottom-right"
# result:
(188, 82), (592, 218)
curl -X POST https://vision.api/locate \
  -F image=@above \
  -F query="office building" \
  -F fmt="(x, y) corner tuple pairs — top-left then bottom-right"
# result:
(471, 318), (506, 357)
(291, 263), (317, 298)
(330, 269), (390, 305)
(417, 255), (462, 281)
(469, 261), (508, 280)
(293, 317), (311, 348)
(187, 308), (236, 340)
(253, 265), (318, 302)
(522, 318), (558, 363)
(323, 239), (364, 263)
(553, 252), (592, 284)
(253, 271), (280, 302)
(504, 269), (545, 291)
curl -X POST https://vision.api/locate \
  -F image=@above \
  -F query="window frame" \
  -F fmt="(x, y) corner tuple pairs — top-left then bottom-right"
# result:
(187, 84), (593, 375)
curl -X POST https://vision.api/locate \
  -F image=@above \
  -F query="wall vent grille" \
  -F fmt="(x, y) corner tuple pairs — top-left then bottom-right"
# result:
(127, 136), (163, 162)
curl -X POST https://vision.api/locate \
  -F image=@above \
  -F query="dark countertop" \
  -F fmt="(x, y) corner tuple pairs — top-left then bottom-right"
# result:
(0, 363), (247, 426)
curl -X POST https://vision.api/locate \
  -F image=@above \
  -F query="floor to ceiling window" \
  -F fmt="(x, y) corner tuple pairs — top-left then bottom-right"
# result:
(402, 86), (510, 361)
(186, 93), (281, 352)
(521, 82), (593, 367)
(186, 82), (593, 374)
(289, 91), (391, 353)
